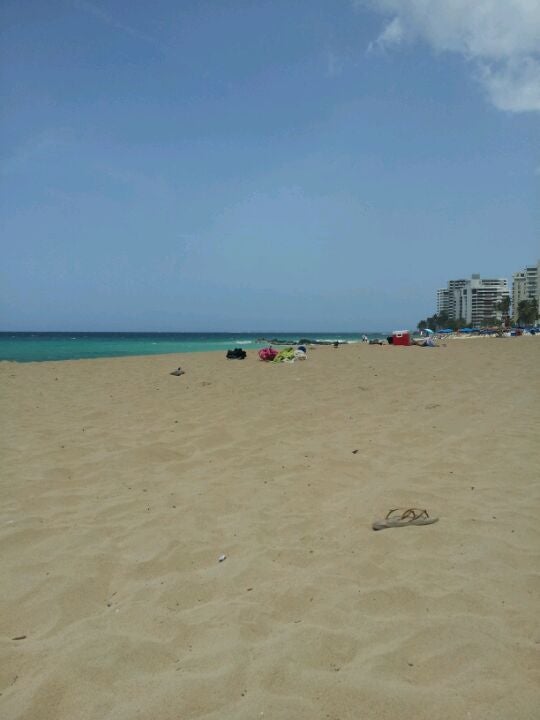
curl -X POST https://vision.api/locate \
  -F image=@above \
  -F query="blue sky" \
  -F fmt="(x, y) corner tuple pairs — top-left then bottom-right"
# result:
(1, 0), (538, 331)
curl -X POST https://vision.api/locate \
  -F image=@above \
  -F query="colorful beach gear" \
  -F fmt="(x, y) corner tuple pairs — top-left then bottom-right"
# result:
(258, 347), (278, 361)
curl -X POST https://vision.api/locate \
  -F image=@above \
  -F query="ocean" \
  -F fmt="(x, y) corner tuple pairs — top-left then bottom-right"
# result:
(0, 332), (387, 363)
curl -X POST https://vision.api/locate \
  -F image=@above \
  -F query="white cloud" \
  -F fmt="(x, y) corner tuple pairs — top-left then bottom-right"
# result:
(368, 17), (404, 53)
(479, 56), (540, 112)
(357, 0), (540, 112)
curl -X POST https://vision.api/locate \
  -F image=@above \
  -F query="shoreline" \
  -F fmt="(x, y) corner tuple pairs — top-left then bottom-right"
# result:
(1, 331), (537, 365)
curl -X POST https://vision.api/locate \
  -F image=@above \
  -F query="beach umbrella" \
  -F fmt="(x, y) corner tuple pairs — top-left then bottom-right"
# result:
(425, 328), (434, 335)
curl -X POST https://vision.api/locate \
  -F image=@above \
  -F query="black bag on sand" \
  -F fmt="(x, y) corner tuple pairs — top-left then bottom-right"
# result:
(226, 348), (247, 359)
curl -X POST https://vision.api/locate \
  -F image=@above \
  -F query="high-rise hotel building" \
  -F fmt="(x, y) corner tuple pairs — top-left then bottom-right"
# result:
(436, 275), (509, 326)
(512, 260), (540, 321)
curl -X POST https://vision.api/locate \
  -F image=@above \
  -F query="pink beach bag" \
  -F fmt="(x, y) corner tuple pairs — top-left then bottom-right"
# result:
(258, 347), (278, 362)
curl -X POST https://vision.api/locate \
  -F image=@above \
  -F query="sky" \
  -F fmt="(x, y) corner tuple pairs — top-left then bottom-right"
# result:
(1, 0), (539, 332)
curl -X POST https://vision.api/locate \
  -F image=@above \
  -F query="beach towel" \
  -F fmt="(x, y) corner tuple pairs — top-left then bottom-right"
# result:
(273, 347), (296, 363)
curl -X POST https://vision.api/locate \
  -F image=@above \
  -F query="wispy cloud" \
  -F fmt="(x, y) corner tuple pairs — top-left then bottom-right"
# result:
(71, 0), (165, 51)
(478, 56), (540, 113)
(367, 16), (404, 54)
(356, 0), (540, 112)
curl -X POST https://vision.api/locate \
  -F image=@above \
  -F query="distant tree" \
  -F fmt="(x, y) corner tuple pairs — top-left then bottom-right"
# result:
(426, 314), (439, 331)
(417, 312), (464, 332)
(517, 299), (539, 325)
(494, 295), (511, 326)
(437, 311), (450, 326)
(450, 318), (467, 331)
(497, 296), (511, 316)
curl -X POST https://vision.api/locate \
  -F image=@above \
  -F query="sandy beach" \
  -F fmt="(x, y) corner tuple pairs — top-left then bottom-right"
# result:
(1, 338), (539, 720)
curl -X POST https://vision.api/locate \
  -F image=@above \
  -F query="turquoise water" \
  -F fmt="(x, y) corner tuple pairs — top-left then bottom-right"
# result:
(0, 332), (386, 363)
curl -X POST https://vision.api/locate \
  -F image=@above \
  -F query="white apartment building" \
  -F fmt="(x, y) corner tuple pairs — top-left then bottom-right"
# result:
(456, 275), (509, 326)
(437, 275), (509, 326)
(447, 279), (469, 320)
(436, 288), (449, 316)
(511, 271), (527, 321)
(512, 260), (540, 321)
(525, 261), (539, 301)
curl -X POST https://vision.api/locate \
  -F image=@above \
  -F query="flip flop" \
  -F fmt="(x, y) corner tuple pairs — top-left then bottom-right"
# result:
(372, 508), (439, 531)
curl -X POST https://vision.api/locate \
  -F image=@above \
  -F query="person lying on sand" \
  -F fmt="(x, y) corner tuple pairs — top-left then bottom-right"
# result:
(412, 337), (437, 347)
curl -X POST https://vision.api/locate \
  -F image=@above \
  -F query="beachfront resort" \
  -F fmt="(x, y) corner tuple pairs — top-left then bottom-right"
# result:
(428, 259), (540, 331)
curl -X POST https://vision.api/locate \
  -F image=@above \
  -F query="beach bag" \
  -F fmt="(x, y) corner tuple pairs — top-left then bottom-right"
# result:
(226, 348), (246, 359)
(258, 347), (278, 362)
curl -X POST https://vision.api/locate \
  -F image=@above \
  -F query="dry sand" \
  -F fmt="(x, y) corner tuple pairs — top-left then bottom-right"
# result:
(1, 338), (539, 720)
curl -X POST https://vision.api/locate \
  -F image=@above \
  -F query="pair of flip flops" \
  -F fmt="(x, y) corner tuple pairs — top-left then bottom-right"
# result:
(372, 508), (438, 531)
